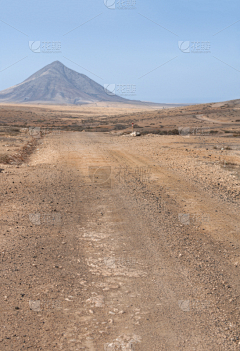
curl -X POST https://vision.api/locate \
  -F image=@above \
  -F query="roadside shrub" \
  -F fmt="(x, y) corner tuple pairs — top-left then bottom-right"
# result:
(114, 124), (128, 130)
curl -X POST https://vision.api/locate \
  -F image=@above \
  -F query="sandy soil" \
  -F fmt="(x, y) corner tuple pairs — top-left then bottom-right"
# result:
(0, 128), (240, 350)
(1, 100), (240, 134)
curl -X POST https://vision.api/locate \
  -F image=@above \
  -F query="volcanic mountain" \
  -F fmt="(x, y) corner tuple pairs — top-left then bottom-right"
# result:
(0, 61), (130, 104)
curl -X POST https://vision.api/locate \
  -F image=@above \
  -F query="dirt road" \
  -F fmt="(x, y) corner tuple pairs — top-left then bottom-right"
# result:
(1, 131), (240, 350)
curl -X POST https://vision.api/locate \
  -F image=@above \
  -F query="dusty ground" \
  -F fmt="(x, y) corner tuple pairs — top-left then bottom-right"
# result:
(0, 126), (240, 350)
(1, 101), (240, 350)
(1, 100), (240, 135)
(0, 102), (172, 130)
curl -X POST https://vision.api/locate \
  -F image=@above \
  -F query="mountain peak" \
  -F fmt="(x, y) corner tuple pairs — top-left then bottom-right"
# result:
(51, 60), (63, 65)
(0, 61), (129, 105)
(47, 61), (65, 69)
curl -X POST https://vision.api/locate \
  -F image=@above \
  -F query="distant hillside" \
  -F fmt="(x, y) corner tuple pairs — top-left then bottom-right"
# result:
(0, 61), (131, 105)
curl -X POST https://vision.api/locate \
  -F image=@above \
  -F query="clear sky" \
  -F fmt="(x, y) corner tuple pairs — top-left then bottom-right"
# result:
(0, 0), (239, 103)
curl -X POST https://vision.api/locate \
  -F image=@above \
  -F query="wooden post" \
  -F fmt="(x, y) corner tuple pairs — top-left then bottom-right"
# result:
(132, 122), (134, 133)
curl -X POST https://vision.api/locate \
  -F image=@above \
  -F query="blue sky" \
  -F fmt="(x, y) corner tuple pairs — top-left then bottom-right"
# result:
(0, 0), (239, 103)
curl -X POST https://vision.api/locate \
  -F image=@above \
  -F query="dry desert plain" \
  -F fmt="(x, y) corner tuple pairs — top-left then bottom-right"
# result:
(0, 101), (240, 350)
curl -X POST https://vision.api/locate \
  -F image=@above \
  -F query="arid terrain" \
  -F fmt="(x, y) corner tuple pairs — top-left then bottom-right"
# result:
(0, 101), (240, 350)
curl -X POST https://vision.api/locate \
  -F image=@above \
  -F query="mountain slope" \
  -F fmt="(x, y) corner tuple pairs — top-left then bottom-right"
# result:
(0, 61), (129, 104)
